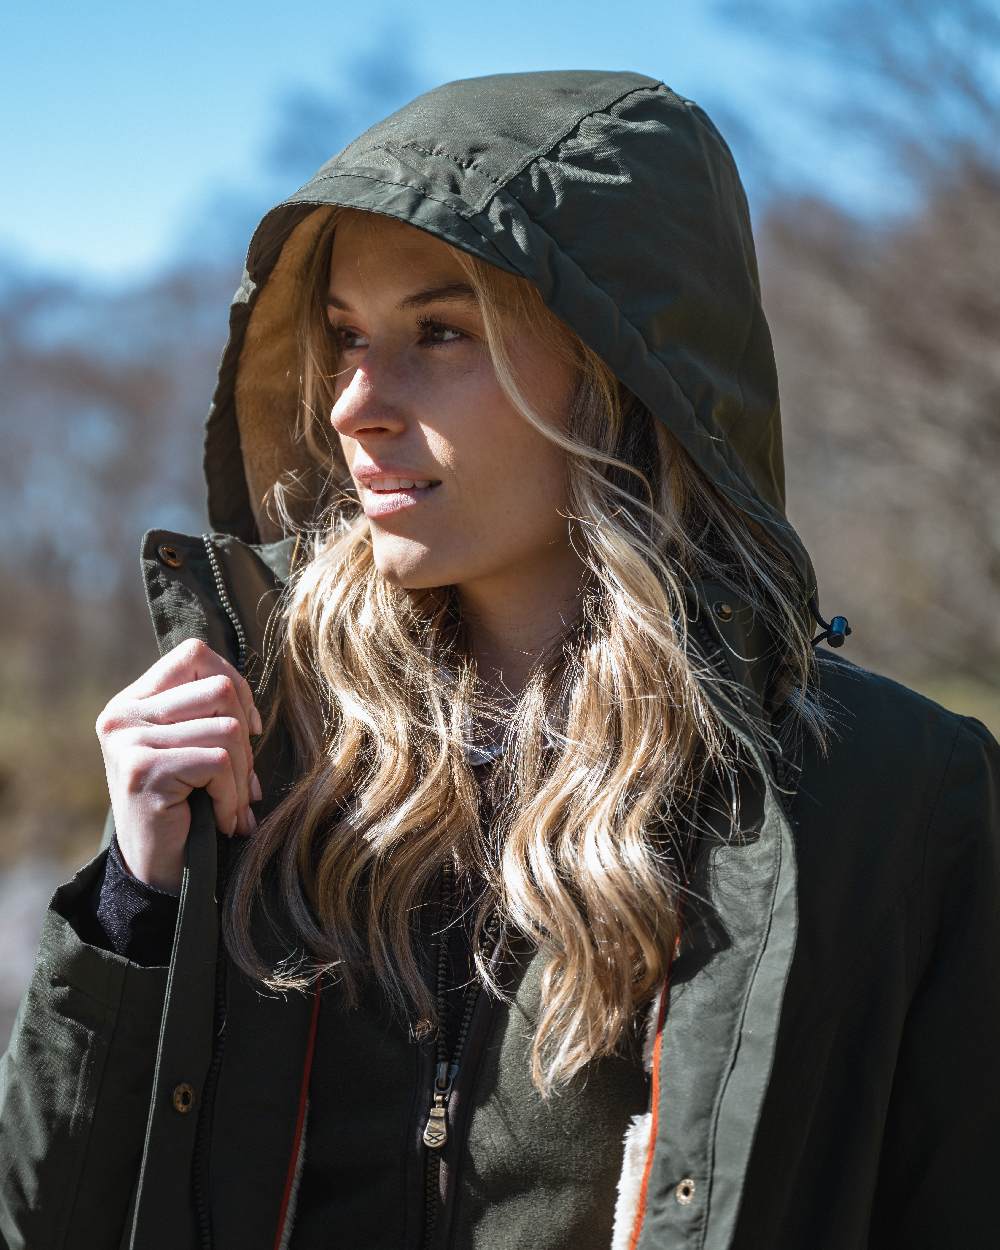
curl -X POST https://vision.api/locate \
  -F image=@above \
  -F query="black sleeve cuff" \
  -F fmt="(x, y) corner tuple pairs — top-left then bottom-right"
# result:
(83, 834), (181, 967)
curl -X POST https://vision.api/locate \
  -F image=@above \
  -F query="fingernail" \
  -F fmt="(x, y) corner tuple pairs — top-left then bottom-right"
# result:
(245, 807), (258, 833)
(250, 771), (263, 803)
(252, 705), (263, 735)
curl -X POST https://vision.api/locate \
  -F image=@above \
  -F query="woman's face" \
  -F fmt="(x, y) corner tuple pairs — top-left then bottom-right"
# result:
(326, 212), (580, 600)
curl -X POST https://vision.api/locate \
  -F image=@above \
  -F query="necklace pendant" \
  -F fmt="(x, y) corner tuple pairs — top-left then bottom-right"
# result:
(423, 1096), (448, 1149)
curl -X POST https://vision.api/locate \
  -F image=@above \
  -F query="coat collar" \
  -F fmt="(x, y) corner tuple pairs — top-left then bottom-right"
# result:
(140, 527), (781, 741)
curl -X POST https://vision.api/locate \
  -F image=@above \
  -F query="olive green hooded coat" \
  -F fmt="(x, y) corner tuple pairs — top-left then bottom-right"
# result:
(1, 69), (998, 1250)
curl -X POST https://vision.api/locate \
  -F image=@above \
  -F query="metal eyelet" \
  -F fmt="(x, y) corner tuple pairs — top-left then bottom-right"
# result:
(171, 1082), (196, 1114)
(675, 1176), (696, 1205)
(712, 600), (734, 622)
(157, 544), (183, 568)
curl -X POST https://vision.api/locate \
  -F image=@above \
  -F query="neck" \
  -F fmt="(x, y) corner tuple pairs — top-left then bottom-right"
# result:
(457, 555), (585, 704)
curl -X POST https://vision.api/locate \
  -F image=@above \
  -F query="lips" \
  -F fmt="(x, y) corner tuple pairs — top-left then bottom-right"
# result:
(362, 477), (435, 492)
(354, 467), (443, 488)
(361, 481), (441, 518)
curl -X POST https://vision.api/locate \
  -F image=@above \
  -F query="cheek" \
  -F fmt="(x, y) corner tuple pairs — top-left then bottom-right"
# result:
(454, 409), (570, 544)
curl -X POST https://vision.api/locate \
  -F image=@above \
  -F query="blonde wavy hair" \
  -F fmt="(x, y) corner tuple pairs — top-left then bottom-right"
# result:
(223, 206), (834, 1096)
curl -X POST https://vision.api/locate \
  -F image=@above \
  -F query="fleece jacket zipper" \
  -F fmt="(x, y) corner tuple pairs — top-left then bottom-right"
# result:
(418, 864), (506, 1249)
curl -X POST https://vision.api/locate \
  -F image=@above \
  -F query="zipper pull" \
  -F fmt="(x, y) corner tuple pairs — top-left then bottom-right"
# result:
(423, 1096), (448, 1150)
(423, 1060), (457, 1150)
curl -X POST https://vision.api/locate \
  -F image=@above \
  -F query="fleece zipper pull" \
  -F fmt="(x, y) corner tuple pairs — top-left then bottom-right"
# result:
(421, 856), (487, 1152)
(423, 1060), (459, 1148)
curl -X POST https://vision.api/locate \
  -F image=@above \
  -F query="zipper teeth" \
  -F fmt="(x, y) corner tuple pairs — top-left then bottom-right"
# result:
(202, 532), (248, 674)
(192, 532), (244, 1250)
(434, 860), (486, 1069)
(422, 1154), (442, 1249)
(422, 860), (501, 1248)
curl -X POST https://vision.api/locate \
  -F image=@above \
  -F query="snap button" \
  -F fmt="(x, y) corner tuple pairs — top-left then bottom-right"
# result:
(675, 1177), (696, 1205)
(171, 1082), (196, 1114)
(712, 600), (733, 622)
(157, 544), (183, 569)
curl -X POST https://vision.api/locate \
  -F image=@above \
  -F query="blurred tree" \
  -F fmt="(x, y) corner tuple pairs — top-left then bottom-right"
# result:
(712, 0), (1000, 688)
(715, 0), (999, 203)
(0, 258), (231, 872)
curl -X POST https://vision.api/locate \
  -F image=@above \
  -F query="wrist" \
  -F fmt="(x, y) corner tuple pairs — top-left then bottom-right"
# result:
(112, 834), (183, 897)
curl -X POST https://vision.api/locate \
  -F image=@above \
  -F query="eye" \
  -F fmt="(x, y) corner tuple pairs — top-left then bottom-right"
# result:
(326, 316), (467, 352)
(415, 316), (466, 346)
(328, 324), (367, 352)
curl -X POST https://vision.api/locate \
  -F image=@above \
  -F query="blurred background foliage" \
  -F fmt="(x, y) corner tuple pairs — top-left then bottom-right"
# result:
(1, 0), (997, 1041)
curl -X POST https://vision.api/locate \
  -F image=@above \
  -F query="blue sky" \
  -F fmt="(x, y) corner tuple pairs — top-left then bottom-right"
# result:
(2, 1), (903, 285)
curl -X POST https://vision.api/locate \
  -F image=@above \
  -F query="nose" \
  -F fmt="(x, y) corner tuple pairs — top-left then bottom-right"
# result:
(330, 356), (408, 441)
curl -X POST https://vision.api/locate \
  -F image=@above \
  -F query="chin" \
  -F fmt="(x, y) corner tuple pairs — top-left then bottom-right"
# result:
(371, 541), (452, 592)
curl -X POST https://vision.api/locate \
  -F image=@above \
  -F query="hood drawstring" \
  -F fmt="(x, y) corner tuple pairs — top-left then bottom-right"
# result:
(808, 594), (852, 649)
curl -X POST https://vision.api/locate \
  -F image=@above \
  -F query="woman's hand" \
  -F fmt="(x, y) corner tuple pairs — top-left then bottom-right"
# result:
(95, 638), (264, 893)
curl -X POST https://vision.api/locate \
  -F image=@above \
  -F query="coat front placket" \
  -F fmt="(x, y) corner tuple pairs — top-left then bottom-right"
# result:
(123, 529), (309, 1250)
(638, 591), (799, 1250)
(119, 531), (231, 1250)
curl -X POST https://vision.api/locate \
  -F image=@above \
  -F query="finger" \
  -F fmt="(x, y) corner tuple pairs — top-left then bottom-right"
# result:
(133, 716), (253, 824)
(158, 744), (244, 837)
(138, 675), (256, 795)
(128, 639), (262, 736)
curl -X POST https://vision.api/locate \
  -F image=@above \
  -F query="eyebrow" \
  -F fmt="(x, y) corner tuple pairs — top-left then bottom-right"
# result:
(325, 281), (478, 313)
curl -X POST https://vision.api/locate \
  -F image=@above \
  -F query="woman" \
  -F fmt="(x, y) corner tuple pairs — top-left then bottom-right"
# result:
(1, 69), (998, 1250)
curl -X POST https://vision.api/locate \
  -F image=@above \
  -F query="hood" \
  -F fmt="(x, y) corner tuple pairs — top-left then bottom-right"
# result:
(203, 68), (817, 606)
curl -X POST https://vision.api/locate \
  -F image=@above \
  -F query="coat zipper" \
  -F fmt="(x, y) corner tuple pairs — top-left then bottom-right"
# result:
(191, 533), (248, 1249)
(201, 532), (248, 672)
